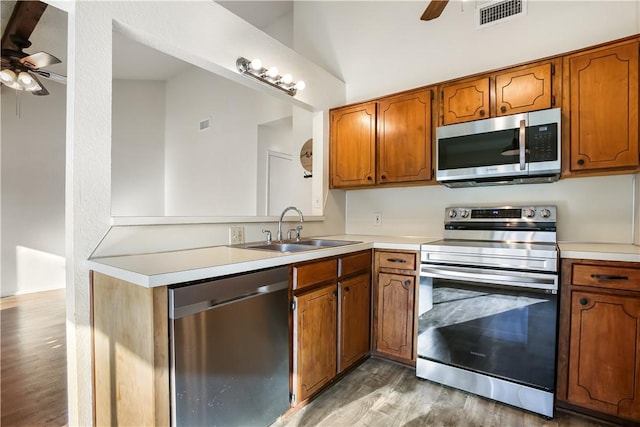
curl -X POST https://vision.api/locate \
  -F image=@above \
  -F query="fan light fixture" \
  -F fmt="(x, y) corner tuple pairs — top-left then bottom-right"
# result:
(0, 68), (42, 91)
(236, 57), (305, 96)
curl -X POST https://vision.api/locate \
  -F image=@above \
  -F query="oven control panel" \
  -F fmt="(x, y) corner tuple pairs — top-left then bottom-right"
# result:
(445, 206), (557, 222)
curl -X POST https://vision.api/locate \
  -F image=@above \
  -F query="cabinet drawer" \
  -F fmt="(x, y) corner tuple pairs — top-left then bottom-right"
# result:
(293, 259), (338, 291)
(339, 251), (372, 278)
(572, 264), (640, 292)
(377, 251), (416, 271)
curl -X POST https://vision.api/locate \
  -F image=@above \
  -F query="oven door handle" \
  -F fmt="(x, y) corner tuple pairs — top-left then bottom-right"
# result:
(420, 264), (557, 292)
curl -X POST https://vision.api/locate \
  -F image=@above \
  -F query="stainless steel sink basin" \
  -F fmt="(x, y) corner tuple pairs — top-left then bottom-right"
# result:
(296, 239), (361, 247)
(231, 238), (361, 253)
(244, 242), (313, 252)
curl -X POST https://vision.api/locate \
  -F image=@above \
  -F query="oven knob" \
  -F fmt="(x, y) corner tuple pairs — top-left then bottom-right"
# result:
(460, 209), (470, 218)
(448, 209), (457, 218)
(540, 208), (551, 218)
(523, 208), (536, 218)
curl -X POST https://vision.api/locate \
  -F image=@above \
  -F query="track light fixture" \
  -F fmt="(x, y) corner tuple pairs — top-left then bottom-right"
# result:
(236, 57), (305, 97)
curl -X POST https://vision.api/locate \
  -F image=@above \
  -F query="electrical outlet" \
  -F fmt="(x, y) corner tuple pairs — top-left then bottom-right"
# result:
(374, 213), (382, 226)
(229, 226), (245, 244)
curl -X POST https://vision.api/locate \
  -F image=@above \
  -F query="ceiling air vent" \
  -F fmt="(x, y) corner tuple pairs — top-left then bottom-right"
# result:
(477, 0), (526, 27)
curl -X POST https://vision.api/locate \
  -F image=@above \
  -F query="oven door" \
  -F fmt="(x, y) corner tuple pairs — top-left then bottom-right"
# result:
(418, 266), (558, 392)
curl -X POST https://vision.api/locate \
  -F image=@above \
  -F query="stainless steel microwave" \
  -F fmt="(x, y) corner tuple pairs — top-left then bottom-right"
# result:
(436, 108), (561, 187)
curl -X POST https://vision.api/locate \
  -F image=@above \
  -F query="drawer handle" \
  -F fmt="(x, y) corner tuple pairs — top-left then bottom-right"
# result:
(403, 280), (411, 288)
(579, 298), (589, 306)
(591, 274), (629, 281)
(387, 258), (408, 264)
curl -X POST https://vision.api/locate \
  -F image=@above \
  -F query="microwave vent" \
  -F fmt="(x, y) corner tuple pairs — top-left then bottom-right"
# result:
(477, 0), (526, 27)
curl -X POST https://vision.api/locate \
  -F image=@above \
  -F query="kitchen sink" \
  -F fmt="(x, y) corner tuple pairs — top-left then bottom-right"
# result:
(296, 239), (361, 247)
(231, 239), (361, 253)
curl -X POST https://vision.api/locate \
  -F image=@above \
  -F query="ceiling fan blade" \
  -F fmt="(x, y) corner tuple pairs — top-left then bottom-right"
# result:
(1, 1), (48, 50)
(421, 0), (449, 21)
(28, 73), (49, 96)
(32, 69), (67, 85)
(19, 51), (61, 70)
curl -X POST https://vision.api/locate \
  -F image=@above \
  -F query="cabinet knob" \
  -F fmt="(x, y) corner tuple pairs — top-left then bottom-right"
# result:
(332, 290), (338, 297)
(577, 159), (585, 166)
(579, 298), (589, 306)
(403, 280), (411, 288)
(479, 109), (486, 117)
(366, 175), (373, 181)
(500, 106), (507, 113)
(381, 175), (387, 180)
(344, 286), (350, 292)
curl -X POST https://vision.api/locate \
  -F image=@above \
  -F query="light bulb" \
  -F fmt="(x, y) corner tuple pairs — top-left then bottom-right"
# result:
(267, 66), (279, 78)
(281, 74), (293, 84)
(295, 80), (306, 91)
(250, 58), (262, 71)
(0, 69), (16, 83)
(18, 71), (33, 86)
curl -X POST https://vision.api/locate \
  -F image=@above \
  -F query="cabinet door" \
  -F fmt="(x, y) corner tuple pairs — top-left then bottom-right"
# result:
(293, 284), (337, 404)
(495, 63), (553, 116)
(330, 102), (377, 188)
(568, 291), (640, 421)
(567, 42), (639, 172)
(377, 90), (432, 184)
(338, 273), (371, 373)
(441, 77), (490, 125)
(375, 272), (415, 361)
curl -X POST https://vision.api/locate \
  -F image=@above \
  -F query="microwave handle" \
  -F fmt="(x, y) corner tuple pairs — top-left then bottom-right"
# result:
(519, 119), (526, 170)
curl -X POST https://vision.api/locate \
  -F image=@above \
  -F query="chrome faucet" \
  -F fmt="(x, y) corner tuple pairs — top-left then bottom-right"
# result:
(277, 206), (304, 241)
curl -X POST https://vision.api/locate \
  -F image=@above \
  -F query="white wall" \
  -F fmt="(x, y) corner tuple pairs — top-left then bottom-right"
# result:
(164, 65), (291, 216)
(1, 82), (66, 296)
(111, 80), (166, 216)
(346, 175), (636, 244)
(294, 1), (640, 103)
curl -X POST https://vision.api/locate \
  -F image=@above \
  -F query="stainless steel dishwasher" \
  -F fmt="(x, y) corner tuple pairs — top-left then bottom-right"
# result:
(169, 266), (290, 427)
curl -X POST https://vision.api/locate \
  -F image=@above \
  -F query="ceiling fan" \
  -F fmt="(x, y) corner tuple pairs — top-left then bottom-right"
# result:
(0, 1), (66, 96)
(421, 0), (449, 21)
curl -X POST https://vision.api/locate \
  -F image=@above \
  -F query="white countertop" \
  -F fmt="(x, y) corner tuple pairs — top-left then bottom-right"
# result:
(88, 234), (640, 288)
(87, 235), (433, 287)
(558, 242), (640, 263)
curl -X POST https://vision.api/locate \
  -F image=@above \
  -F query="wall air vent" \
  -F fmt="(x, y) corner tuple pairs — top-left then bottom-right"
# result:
(477, 0), (526, 27)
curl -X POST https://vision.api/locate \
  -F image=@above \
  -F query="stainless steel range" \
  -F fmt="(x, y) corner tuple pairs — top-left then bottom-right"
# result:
(417, 206), (559, 418)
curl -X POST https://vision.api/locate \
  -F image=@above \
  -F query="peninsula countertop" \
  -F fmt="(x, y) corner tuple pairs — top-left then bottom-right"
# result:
(87, 234), (640, 288)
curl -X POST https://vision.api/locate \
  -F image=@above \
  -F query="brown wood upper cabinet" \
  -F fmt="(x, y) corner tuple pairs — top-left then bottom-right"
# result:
(564, 40), (640, 173)
(557, 259), (640, 424)
(377, 90), (432, 184)
(329, 102), (377, 188)
(440, 61), (556, 125)
(330, 88), (433, 189)
(291, 251), (372, 405)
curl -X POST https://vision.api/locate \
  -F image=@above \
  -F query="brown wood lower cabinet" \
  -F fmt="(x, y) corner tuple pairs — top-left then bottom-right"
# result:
(294, 284), (338, 403)
(339, 273), (371, 372)
(291, 250), (372, 405)
(557, 259), (640, 425)
(373, 250), (418, 365)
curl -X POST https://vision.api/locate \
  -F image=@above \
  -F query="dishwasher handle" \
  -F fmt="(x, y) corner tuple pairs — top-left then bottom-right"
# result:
(169, 266), (289, 319)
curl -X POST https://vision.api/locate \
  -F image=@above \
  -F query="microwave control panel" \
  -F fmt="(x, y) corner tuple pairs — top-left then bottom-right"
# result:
(528, 123), (558, 162)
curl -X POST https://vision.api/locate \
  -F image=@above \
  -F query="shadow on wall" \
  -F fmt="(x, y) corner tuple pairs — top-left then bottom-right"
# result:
(4, 246), (66, 297)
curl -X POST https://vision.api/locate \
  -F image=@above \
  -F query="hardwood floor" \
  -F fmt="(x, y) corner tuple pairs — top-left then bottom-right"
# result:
(1, 289), (68, 426)
(274, 358), (612, 427)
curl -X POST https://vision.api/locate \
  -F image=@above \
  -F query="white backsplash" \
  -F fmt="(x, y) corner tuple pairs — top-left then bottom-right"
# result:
(345, 174), (636, 244)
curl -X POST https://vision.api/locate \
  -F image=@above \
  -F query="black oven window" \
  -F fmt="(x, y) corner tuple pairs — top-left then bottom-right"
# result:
(418, 280), (558, 391)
